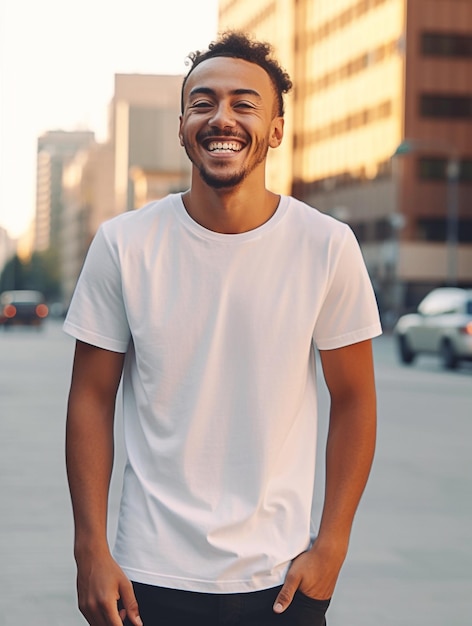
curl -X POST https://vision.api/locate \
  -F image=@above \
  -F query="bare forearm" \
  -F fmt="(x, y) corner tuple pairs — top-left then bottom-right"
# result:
(64, 342), (141, 625)
(273, 390), (377, 611)
(273, 341), (378, 612)
(317, 395), (376, 552)
(65, 341), (125, 561)
(66, 390), (116, 558)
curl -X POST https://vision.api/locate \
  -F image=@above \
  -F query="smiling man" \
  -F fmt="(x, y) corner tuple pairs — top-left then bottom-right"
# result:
(180, 56), (281, 194)
(178, 50), (286, 234)
(64, 32), (382, 626)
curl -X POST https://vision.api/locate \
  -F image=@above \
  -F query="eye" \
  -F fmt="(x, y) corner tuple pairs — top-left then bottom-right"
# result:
(234, 101), (255, 109)
(190, 100), (213, 109)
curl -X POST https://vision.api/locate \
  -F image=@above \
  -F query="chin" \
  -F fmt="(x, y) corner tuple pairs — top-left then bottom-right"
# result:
(199, 169), (246, 189)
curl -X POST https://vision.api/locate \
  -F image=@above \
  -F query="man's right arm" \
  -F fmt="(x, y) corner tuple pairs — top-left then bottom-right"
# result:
(66, 340), (142, 626)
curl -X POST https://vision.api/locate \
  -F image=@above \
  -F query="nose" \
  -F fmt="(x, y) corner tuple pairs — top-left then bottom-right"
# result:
(208, 101), (236, 129)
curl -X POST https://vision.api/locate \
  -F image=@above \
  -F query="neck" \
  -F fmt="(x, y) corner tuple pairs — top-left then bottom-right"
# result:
(182, 174), (280, 235)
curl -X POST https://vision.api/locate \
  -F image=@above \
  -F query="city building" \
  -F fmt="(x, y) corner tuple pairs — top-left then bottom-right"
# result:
(16, 224), (35, 263)
(218, 0), (472, 315)
(61, 143), (115, 305)
(0, 226), (16, 289)
(109, 73), (191, 215)
(219, 0), (296, 196)
(59, 73), (190, 305)
(35, 130), (95, 254)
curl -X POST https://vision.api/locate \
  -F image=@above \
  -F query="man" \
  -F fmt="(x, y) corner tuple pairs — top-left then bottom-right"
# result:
(64, 31), (382, 626)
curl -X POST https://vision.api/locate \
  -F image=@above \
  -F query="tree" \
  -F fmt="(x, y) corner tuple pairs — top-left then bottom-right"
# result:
(0, 250), (61, 301)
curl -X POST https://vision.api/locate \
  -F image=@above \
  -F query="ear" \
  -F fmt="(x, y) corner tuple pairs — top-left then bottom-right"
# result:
(178, 115), (184, 146)
(269, 117), (284, 149)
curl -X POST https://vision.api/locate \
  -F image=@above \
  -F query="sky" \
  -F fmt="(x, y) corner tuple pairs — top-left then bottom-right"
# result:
(0, 0), (219, 239)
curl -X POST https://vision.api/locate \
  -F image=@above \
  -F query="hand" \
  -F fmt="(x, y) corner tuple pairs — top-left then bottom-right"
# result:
(76, 552), (143, 626)
(273, 541), (346, 614)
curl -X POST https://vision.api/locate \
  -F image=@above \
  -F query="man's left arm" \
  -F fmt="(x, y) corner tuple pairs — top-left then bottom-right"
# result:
(274, 339), (377, 612)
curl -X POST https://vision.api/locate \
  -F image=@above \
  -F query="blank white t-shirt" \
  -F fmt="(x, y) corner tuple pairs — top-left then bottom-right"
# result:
(64, 193), (382, 593)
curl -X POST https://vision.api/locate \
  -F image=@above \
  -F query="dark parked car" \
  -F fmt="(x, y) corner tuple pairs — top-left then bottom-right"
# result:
(393, 287), (472, 370)
(0, 290), (49, 328)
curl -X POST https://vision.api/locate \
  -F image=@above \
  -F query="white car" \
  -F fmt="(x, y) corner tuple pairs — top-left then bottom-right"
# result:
(393, 287), (472, 370)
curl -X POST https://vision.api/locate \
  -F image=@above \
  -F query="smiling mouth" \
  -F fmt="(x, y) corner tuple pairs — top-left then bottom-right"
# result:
(206, 140), (244, 153)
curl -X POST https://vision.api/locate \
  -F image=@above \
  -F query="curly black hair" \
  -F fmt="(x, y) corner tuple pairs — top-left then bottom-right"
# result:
(181, 31), (293, 116)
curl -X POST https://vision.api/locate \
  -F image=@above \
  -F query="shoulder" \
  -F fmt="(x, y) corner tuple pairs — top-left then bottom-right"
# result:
(103, 194), (178, 232)
(282, 195), (353, 246)
(97, 194), (180, 249)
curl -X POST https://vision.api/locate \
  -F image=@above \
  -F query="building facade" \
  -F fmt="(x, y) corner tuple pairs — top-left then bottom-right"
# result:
(35, 130), (96, 254)
(219, 0), (296, 195)
(59, 73), (190, 305)
(110, 74), (191, 215)
(61, 143), (115, 305)
(0, 226), (16, 289)
(218, 0), (472, 315)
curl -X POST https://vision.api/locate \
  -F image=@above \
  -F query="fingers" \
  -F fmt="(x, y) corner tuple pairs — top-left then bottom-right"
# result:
(273, 570), (300, 614)
(80, 594), (142, 626)
(79, 596), (124, 626)
(77, 567), (142, 626)
(119, 581), (143, 626)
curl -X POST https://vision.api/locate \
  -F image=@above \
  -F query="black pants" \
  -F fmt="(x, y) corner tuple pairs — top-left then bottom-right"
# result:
(125, 582), (330, 626)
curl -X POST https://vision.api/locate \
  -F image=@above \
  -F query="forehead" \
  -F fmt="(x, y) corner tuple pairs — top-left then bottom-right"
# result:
(183, 56), (275, 103)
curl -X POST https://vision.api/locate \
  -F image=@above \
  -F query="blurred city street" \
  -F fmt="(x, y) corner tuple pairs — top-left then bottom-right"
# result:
(0, 320), (471, 626)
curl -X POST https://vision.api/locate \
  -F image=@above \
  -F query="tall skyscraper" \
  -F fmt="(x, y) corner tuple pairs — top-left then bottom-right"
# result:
(219, 0), (472, 312)
(219, 0), (296, 196)
(59, 73), (190, 305)
(35, 130), (95, 253)
(110, 74), (191, 216)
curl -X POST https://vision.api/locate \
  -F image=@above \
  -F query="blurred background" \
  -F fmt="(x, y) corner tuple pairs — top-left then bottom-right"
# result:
(1, 1), (471, 625)
(1, 0), (472, 322)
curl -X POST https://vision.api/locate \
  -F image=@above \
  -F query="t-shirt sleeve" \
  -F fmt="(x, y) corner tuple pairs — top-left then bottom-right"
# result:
(313, 225), (382, 350)
(63, 225), (131, 353)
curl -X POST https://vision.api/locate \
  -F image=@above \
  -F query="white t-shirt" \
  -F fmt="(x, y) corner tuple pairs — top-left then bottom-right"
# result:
(64, 193), (382, 593)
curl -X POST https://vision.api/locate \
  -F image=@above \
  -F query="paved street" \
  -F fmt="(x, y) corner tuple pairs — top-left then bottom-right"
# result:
(0, 320), (471, 625)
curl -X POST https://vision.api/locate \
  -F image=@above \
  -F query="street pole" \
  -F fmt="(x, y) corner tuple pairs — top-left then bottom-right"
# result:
(446, 158), (460, 286)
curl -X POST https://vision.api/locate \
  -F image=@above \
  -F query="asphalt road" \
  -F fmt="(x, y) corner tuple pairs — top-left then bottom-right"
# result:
(0, 320), (470, 626)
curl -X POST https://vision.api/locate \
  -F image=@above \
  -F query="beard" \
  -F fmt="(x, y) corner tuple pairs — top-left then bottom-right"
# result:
(183, 132), (270, 189)
(198, 166), (250, 189)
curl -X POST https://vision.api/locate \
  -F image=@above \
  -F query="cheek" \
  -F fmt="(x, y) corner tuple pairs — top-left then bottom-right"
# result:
(179, 122), (192, 146)
(180, 118), (197, 140)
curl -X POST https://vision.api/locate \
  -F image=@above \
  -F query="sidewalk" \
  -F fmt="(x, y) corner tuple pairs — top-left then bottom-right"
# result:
(1, 325), (471, 625)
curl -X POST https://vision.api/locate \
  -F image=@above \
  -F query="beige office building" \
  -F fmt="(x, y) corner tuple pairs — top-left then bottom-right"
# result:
(219, 0), (472, 313)
(35, 130), (95, 254)
(110, 74), (191, 215)
(219, 0), (296, 196)
(61, 143), (115, 304)
(59, 73), (191, 305)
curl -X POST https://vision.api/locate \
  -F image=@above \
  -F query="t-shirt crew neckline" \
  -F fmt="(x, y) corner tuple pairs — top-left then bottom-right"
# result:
(173, 193), (289, 243)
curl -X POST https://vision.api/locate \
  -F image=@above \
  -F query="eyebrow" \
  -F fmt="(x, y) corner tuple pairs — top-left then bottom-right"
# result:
(188, 87), (263, 100)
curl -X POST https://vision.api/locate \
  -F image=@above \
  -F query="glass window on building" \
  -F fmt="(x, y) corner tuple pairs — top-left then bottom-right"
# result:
(416, 218), (472, 243)
(418, 157), (472, 181)
(421, 32), (472, 57)
(418, 157), (447, 180)
(420, 94), (472, 118)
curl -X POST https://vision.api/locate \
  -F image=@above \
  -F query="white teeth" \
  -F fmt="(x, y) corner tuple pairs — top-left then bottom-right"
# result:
(207, 141), (242, 152)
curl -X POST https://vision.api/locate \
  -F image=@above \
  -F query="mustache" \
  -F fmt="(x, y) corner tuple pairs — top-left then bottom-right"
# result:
(197, 129), (248, 141)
